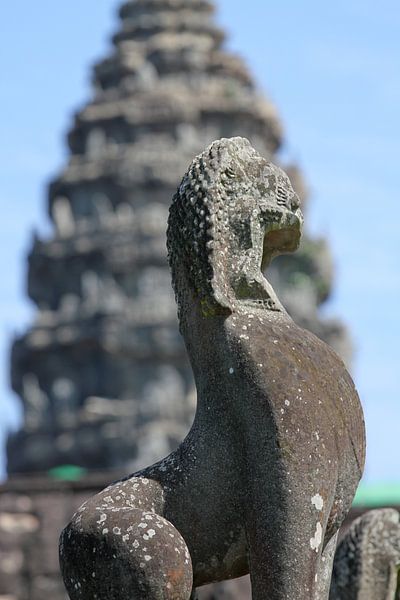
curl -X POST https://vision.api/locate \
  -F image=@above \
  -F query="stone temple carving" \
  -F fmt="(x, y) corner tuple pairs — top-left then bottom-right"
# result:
(330, 509), (400, 600)
(60, 138), (366, 599)
(7, 0), (351, 478)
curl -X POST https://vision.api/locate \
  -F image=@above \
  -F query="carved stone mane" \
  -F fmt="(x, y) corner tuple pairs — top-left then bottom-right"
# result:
(167, 137), (303, 327)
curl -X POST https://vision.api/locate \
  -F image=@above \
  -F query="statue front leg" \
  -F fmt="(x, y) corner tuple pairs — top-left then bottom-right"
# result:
(245, 470), (337, 600)
(248, 518), (335, 599)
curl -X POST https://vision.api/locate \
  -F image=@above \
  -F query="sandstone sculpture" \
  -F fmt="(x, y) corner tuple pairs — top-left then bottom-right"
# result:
(330, 509), (400, 600)
(60, 137), (366, 599)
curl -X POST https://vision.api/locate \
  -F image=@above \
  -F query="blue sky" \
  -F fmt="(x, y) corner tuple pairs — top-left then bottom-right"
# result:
(0, 1), (399, 481)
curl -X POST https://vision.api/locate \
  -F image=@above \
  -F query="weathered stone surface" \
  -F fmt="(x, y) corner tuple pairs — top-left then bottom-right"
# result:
(0, 476), (372, 600)
(60, 138), (365, 599)
(330, 509), (400, 600)
(0, 474), (253, 599)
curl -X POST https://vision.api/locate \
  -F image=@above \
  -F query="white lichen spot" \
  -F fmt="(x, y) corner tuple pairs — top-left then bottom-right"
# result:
(133, 539), (139, 548)
(311, 494), (324, 510)
(229, 367), (234, 375)
(144, 555), (152, 561)
(285, 400), (290, 406)
(102, 528), (109, 535)
(310, 522), (322, 552)
(97, 513), (107, 525)
(138, 522), (147, 529)
(147, 529), (156, 539)
(113, 527), (121, 535)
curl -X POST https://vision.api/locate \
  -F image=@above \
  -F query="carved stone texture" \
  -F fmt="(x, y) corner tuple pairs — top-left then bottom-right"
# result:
(0, 475), (251, 600)
(330, 509), (400, 600)
(7, 0), (351, 478)
(60, 138), (366, 599)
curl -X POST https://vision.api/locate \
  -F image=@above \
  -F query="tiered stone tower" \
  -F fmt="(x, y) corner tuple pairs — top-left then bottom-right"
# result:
(8, 0), (350, 477)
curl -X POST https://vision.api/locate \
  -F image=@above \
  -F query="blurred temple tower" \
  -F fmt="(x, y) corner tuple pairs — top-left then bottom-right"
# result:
(0, 1), (351, 598)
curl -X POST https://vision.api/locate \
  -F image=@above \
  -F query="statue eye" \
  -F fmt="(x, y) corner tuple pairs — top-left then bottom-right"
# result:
(291, 194), (300, 211)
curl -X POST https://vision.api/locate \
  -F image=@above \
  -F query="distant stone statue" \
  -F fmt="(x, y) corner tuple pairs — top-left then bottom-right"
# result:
(22, 373), (49, 431)
(330, 509), (400, 600)
(52, 196), (75, 237)
(59, 138), (365, 599)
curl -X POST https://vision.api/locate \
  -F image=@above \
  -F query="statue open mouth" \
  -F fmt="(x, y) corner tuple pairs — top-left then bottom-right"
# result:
(262, 217), (302, 268)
